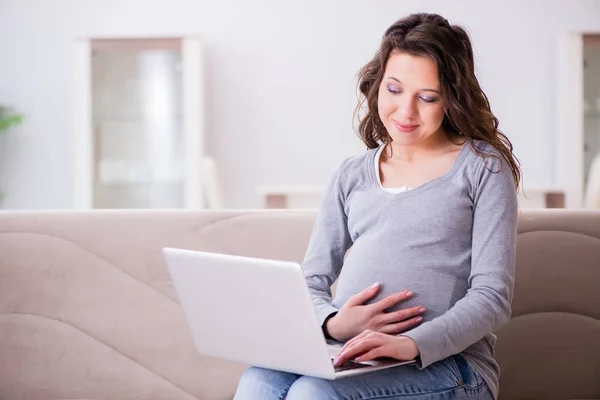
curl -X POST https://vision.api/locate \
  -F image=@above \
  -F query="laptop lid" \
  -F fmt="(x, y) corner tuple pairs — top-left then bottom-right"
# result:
(162, 248), (335, 378)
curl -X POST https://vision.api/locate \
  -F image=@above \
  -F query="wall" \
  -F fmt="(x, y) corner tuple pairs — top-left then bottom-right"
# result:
(1, 0), (600, 209)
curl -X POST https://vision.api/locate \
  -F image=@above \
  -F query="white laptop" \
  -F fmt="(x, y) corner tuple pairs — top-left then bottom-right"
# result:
(162, 247), (414, 379)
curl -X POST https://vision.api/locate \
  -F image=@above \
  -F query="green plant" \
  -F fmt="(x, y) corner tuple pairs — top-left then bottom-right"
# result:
(0, 106), (24, 132)
(0, 105), (24, 205)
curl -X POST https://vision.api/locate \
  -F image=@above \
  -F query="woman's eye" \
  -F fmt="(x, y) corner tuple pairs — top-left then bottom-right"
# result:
(385, 84), (439, 103)
(386, 85), (401, 94)
(420, 96), (438, 103)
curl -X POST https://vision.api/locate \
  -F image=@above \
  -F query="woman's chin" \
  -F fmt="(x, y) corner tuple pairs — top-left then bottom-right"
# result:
(388, 133), (422, 146)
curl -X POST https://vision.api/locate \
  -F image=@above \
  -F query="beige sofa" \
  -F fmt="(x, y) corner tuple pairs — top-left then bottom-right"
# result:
(0, 209), (599, 400)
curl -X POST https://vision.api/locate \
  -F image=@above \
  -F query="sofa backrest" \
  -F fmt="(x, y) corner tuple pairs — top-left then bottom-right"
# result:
(0, 209), (598, 399)
(495, 210), (600, 399)
(0, 210), (317, 400)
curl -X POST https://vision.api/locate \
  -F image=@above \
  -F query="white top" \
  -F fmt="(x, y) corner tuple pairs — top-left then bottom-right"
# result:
(374, 145), (412, 193)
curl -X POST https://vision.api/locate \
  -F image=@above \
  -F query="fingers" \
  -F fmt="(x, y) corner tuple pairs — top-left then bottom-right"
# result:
(339, 329), (371, 355)
(346, 282), (380, 307)
(370, 290), (414, 313)
(378, 306), (426, 326)
(379, 315), (424, 334)
(335, 334), (381, 366)
(355, 346), (389, 362)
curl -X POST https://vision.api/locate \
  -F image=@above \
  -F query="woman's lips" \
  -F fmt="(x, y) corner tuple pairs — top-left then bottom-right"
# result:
(393, 120), (419, 133)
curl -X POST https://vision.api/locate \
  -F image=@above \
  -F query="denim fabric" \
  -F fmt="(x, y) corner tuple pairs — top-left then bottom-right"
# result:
(233, 355), (494, 400)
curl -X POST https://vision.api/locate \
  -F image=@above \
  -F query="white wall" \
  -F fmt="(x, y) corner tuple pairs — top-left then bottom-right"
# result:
(1, 0), (600, 209)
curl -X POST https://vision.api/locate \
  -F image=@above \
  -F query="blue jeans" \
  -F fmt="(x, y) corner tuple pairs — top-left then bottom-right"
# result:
(233, 355), (493, 400)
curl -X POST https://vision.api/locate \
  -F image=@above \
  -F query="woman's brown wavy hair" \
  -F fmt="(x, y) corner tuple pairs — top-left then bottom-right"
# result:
(354, 13), (521, 191)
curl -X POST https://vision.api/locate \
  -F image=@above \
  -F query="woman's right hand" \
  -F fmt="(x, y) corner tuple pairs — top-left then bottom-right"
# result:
(325, 282), (425, 342)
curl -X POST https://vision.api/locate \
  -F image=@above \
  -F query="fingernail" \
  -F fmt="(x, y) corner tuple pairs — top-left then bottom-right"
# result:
(419, 307), (426, 313)
(370, 282), (379, 289)
(333, 357), (339, 365)
(416, 317), (423, 323)
(406, 291), (413, 297)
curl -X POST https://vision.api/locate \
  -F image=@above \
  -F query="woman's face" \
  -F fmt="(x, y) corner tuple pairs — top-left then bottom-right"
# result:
(377, 50), (446, 146)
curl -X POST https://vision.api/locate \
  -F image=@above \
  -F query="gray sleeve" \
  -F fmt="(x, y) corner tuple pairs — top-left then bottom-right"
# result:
(301, 160), (353, 327)
(401, 155), (518, 368)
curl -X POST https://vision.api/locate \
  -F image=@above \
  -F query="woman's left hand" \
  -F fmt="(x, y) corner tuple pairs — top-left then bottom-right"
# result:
(333, 330), (420, 366)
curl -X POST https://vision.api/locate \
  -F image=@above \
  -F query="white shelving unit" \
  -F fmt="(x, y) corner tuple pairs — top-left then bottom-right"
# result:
(73, 37), (205, 209)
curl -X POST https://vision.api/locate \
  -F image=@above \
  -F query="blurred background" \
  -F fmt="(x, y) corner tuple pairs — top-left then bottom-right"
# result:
(1, 0), (600, 210)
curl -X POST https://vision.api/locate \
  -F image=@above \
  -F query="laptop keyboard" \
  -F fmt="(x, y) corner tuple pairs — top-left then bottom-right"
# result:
(331, 358), (371, 372)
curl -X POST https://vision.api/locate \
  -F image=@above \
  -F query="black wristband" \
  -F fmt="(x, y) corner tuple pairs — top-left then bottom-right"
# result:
(321, 311), (339, 340)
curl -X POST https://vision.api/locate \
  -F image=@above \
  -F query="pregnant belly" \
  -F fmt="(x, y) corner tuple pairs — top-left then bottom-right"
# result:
(331, 257), (466, 321)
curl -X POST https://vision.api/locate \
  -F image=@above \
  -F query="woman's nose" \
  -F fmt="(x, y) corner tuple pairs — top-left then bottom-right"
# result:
(396, 97), (417, 120)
